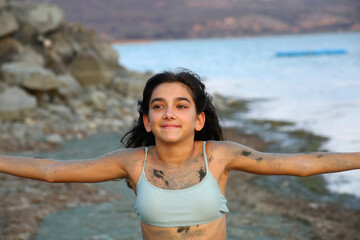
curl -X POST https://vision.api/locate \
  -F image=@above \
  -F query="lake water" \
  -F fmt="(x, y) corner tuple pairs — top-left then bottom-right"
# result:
(113, 32), (360, 197)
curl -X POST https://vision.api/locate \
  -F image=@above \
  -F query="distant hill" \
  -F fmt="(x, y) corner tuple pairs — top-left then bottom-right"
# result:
(19, 0), (360, 40)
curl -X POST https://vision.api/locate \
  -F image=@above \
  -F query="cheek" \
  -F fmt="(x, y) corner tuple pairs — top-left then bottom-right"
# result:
(148, 111), (162, 122)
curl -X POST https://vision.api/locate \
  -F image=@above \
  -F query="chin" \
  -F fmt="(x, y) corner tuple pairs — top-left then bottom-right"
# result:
(156, 135), (184, 144)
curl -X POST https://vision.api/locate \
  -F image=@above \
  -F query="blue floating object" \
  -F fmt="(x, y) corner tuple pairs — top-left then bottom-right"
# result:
(275, 49), (347, 57)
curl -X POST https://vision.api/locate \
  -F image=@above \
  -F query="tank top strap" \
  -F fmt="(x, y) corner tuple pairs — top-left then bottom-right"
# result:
(142, 146), (149, 173)
(203, 141), (209, 171)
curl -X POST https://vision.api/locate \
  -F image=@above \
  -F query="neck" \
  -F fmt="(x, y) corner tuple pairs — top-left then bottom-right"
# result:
(153, 139), (199, 167)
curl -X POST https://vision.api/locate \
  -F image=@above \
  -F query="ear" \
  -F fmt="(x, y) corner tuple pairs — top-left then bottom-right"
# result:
(195, 112), (205, 131)
(143, 114), (152, 132)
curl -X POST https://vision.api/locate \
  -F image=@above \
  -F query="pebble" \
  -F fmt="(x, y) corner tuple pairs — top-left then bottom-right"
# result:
(12, 123), (27, 139)
(46, 134), (64, 144)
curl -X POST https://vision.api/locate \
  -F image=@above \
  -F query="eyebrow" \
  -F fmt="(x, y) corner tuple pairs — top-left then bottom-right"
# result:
(150, 97), (191, 105)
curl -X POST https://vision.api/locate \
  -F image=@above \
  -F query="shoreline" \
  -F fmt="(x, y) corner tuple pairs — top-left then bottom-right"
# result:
(1, 96), (359, 239)
(111, 30), (360, 45)
(112, 39), (154, 45)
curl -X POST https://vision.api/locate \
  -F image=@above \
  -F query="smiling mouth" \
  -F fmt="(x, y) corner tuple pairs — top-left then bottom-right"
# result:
(161, 125), (179, 129)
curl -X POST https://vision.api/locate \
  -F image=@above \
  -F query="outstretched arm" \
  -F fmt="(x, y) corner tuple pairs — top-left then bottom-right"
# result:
(0, 148), (137, 183)
(221, 141), (360, 176)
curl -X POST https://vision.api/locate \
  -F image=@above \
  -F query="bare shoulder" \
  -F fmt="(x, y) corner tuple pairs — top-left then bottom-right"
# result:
(101, 146), (147, 169)
(206, 140), (250, 153)
(206, 141), (256, 163)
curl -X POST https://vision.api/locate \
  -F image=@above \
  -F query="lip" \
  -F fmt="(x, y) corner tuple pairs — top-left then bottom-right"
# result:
(161, 124), (180, 128)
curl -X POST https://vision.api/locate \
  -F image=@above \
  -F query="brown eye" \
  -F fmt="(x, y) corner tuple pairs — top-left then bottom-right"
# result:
(152, 105), (163, 109)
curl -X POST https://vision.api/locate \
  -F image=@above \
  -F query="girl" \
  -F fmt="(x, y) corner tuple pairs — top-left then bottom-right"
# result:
(1, 69), (359, 240)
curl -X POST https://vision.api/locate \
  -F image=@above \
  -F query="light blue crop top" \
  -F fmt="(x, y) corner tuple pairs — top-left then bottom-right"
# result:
(134, 141), (229, 227)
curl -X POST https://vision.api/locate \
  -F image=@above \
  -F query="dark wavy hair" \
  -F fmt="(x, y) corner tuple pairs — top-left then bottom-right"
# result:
(121, 68), (223, 149)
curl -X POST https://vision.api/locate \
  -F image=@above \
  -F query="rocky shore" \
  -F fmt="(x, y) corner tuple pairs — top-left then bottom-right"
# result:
(0, 0), (153, 153)
(0, 1), (359, 240)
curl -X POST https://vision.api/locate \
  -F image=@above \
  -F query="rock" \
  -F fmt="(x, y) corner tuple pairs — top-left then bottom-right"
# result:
(2, 62), (62, 91)
(88, 90), (107, 112)
(10, 1), (64, 35)
(0, 10), (19, 38)
(0, 39), (44, 66)
(69, 50), (114, 86)
(0, 37), (23, 65)
(111, 70), (151, 97)
(46, 104), (72, 117)
(68, 99), (82, 111)
(25, 123), (45, 141)
(93, 42), (119, 68)
(12, 20), (38, 43)
(21, 45), (45, 66)
(0, 0), (151, 154)
(110, 76), (146, 98)
(57, 74), (82, 97)
(12, 123), (27, 140)
(49, 28), (82, 63)
(0, 0), (7, 9)
(75, 106), (93, 119)
(45, 133), (64, 145)
(0, 81), (6, 92)
(0, 86), (37, 120)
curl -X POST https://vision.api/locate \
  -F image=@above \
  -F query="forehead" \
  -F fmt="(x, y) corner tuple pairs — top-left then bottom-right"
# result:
(151, 82), (194, 101)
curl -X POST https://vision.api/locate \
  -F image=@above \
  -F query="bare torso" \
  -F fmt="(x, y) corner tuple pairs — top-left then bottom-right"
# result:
(125, 141), (229, 239)
(140, 216), (227, 240)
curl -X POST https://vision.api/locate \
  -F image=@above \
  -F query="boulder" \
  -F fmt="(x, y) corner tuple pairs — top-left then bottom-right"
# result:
(0, 81), (6, 92)
(0, 37), (23, 64)
(69, 50), (114, 86)
(0, 0), (7, 9)
(10, 2), (64, 35)
(93, 42), (119, 68)
(0, 86), (37, 120)
(12, 20), (38, 43)
(46, 133), (64, 145)
(57, 74), (82, 97)
(21, 45), (45, 66)
(0, 39), (45, 66)
(46, 104), (72, 117)
(87, 90), (107, 112)
(0, 11), (19, 38)
(49, 28), (82, 63)
(111, 70), (150, 97)
(1, 62), (62, 91)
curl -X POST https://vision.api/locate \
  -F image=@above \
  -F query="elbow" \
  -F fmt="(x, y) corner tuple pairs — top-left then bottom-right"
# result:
(44, 176), (57, 183)
(41, 162), (61, 183)
(297, 172), (310, 177)
(296, 170), (317, 177)
(42, 171), (56, 183)
(43, 169), (64, 183)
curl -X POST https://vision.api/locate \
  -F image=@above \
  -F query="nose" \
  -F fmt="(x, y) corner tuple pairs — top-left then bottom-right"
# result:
(163, 107), (176, 119)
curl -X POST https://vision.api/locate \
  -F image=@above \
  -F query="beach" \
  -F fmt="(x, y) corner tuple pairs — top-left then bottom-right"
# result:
(0, 1), (359, 238)
(1, 97), (360, 240)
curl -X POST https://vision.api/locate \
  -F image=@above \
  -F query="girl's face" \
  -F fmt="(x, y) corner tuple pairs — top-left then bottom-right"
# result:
(143, 82), (205, 144)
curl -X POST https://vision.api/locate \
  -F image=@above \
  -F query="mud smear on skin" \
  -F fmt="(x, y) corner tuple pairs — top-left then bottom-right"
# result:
(198, 167), (206, 182)
(153, 169), (169, 186)
(153, 169), (164, 179)
(241, 150), (252, 157)
(177, 226), (190, 233)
